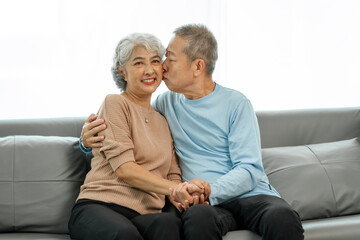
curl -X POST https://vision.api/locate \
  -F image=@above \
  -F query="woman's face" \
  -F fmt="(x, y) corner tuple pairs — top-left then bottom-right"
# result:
(120, 46), (163, 97)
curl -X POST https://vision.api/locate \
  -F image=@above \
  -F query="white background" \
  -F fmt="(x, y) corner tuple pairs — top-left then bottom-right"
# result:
(0, 0), (359, 119)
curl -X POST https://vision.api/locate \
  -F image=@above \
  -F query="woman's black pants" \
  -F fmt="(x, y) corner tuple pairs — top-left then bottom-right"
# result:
(68, 199), (182, 240)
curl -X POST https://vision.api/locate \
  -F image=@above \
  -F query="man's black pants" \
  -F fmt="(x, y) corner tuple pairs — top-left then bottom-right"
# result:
(181, 194), (304, 240)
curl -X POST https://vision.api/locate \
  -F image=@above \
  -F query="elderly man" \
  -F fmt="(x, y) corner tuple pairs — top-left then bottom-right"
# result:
(80, 24), (304, 240)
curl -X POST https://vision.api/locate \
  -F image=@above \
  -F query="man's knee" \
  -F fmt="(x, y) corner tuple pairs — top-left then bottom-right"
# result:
(262, 204), (304, 240)
(264, 204), (301, 225)
(182, 204), (216, 223)
(182, 205), (224, 240)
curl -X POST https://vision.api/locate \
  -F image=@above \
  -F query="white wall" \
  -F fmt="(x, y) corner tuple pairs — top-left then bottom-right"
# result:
(0, 0), (359, 119)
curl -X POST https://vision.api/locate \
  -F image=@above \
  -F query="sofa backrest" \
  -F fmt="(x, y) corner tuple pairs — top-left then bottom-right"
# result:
(257, 107), (360, 148)
(257, 107), (360, 221)
(2, 107), (359, 148)
(0, 117), (86, 138)
(0, 117), (88, 234)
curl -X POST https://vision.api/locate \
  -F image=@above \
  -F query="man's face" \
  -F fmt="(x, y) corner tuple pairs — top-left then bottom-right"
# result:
(162, 36), (194, 93)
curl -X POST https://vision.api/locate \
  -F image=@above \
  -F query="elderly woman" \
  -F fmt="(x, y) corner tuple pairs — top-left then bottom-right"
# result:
(68, 33), (202, 240)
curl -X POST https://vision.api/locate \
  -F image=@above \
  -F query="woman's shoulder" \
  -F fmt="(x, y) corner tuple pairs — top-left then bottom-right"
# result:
(103, 93), (127, 106)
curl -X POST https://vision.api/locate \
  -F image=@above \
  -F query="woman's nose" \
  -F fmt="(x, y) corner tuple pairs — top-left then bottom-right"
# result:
(145, 64), (155, 75)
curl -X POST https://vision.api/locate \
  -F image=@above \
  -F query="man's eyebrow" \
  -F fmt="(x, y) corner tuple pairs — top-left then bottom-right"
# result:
(166, 49), (175, 56)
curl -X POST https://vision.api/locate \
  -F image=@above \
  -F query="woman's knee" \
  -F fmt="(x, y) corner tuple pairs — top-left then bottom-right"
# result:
(152, 212), (181, 228)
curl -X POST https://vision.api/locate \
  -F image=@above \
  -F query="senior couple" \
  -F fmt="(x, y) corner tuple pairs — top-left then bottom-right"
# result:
(68, 24), (304, 240)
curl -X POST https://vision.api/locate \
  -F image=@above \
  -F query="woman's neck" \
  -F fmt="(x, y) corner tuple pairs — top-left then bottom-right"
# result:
(123, 92), (151, 109)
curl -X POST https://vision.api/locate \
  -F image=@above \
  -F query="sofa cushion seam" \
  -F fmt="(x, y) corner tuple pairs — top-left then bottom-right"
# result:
(12, 135), (16, 232)
(305, 145), (339, 216)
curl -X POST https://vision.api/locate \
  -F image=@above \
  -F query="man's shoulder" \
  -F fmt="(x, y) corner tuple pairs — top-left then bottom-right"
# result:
(155, 90), (180, 105)
(217, 84), (249, 103)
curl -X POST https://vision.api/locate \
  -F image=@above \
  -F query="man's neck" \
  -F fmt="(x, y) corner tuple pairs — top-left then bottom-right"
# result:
(183, 78), (216, 100)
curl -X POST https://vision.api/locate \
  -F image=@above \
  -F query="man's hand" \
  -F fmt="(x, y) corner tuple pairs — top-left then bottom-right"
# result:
(170, 181), (210, 211)
(188, 178), (211, 199)
(81, 114), (107, 148)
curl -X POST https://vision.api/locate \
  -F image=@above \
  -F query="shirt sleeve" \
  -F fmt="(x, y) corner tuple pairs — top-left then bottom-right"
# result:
(79, 137), (93, 154)
(97, 95), (136, 172)
(209, 99), (264, 205)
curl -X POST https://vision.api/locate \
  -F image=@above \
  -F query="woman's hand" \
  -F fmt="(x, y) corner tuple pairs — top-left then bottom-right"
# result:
(170, 182), (197, 206)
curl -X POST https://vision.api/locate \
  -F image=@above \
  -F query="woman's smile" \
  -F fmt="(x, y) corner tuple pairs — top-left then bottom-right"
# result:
(142, 77), (157, 85)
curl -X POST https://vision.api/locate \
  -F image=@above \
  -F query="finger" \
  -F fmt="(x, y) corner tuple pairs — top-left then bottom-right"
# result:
(177, 182), (188, 194)
(194, 181), (205, 190)
(177, 203), (184, 212)
(87, 123), (107, 138)
(205, 183), (211, 197)
(187, 184), (196, 194)
(90, 142), (104, 148)
(169, 188), (174, 196)
(172, 183), (185, 198)
(83, 135), (105, 149)
(89, 135), (105, 143)
(188, 184), (203, 194)
(86, 114), (98, 123)
(184, 200), (190, 210)
(88, 119), (106, 131)
(193, 194), (199, 205)
(199, 194), (205, 204)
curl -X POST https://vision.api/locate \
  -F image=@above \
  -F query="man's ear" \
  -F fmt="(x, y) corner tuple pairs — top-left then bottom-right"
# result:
(192, 59), (206, 77)
(117, 66), (127, 81)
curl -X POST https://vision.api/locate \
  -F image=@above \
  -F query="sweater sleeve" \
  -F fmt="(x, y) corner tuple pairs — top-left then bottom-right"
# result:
(167, 146), (182, 182)
(97, 94), (136, 172)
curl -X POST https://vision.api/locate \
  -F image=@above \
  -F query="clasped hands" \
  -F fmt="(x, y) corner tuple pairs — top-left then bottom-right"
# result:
(169, 178), (211, 212)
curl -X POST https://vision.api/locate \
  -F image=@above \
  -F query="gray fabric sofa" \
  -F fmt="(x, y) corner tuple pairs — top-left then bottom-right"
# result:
(0, 107), (359, 240)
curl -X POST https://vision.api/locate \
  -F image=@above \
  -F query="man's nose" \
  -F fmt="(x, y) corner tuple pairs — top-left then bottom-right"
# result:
(162, 61), (168, 72)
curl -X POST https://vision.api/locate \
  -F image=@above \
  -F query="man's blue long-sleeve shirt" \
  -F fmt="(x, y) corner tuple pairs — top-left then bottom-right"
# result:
(153, 84), (279, 205)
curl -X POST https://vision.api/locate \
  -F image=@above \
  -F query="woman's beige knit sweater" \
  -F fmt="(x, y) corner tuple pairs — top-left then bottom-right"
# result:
(77, 94), (182, 214)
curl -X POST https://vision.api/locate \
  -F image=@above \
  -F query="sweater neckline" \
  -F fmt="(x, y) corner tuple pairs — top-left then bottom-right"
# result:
(121, 94), (155, 113)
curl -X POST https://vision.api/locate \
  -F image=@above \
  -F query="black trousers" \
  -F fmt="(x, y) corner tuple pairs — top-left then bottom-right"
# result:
(68, 199), (182, 240)
(181, 194), (304, 240)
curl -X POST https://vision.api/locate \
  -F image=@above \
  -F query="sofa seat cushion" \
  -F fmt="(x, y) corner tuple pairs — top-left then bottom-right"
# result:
(222, 230), (261, 240)
(0, 136), (87, 234)
(262, 138), (360, 220)
(0, 233), (70, 240)
(302, 214), (360, 240)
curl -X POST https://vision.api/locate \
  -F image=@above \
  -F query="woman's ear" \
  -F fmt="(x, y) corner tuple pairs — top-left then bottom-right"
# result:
(117, 66), (127, 81)
(192, 59), (206, 77)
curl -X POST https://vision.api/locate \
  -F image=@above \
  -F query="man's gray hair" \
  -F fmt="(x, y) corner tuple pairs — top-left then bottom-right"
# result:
(174, 24), (218, 75)
(111, 33), (165, 91)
